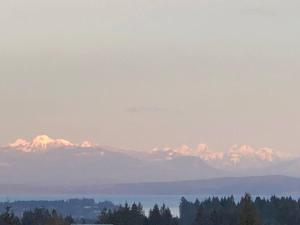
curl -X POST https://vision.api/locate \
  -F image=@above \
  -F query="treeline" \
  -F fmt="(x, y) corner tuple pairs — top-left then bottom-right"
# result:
(0, 199), (115, 219)
(180, 193), (300, 225)
(2, 194), (300, 225)
(0, 207), (74, 225)
(99, 203), (179, 225)
(0, 203), (178, 225)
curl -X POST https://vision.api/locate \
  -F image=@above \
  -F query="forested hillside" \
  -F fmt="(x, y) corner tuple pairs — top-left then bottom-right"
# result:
(180, 194), (300, 225)
(0, 199), (115, 220)
(1, 195), (300, 225)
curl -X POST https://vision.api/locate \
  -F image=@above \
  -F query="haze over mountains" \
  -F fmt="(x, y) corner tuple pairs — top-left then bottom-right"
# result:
(1, 135), (299, 194)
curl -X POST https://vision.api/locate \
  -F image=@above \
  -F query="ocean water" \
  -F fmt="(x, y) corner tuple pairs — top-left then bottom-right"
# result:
(1, 194), (300, 217)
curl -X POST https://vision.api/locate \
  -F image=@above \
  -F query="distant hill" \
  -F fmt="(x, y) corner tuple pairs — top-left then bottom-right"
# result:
(1, 175), (299, 195)
(94, 175), (300, 195)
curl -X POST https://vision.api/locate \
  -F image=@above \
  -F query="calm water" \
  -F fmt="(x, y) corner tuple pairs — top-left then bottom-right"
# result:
(1, 194), (299, 217)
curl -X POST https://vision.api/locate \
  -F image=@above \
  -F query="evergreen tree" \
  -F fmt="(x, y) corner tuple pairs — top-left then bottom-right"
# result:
(149, 205), (161, 225)
(160, 204), (173, 225)
(194, 205), (212, 225)
(0, 207), (20, 225)
(238, 194), (261, 225)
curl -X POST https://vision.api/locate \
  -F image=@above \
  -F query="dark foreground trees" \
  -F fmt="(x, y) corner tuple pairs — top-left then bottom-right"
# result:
(0, 207), (20, 225)
(180, 194), (300, 225)
(98, 203), (179, 225)
(238, 194), (260, 225)
(22, 208), (73, 225)
(0, 208), (72, 225)
(2, 194), (300, 225)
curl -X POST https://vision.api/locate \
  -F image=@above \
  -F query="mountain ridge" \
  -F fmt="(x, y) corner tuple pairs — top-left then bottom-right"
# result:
(4, 135), (293, 167)
(80, 175), (300, 195)
(0, 175), (299, 195)
(1, 135), (300, 187)
(6, 135), (95, 152)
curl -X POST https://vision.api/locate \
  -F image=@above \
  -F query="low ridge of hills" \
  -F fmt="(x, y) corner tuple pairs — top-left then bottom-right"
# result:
(95, 175), (300, 195)
(1, 175), (299, 196)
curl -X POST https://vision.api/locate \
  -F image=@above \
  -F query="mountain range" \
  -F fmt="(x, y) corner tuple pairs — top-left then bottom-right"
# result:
(0, 135), (300, 194)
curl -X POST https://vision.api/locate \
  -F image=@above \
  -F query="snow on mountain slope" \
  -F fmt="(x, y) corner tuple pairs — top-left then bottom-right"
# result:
(0, 135), (222, 186)
(0, 135), (297, 187)
(6, 135), (95, 152)
(149, 144), (292, 169)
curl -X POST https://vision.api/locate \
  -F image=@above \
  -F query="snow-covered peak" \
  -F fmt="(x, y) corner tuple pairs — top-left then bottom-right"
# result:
(31, 135), (55, 150)
(150, 144), (224, 161)
(7, 135), (95, 152)
(8, 138), (31, 152)
(80, 141), (94, 148)
(150, 144), (289, 168)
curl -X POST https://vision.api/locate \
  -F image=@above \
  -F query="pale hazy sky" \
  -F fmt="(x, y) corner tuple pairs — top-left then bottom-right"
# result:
(1, 0), (300, 152)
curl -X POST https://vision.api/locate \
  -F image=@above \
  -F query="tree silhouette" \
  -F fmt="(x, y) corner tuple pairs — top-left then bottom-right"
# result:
(238, 194), (261, 225)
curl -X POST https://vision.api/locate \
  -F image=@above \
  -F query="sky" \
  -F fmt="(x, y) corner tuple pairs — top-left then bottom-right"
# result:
(1, 0), (300, 153)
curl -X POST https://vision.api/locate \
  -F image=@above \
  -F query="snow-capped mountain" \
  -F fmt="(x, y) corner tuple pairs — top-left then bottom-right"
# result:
(3, 135), (293, 169)
(0, 135), (223, 187)
(149, 144), (291, 169)
(0, 135), (298, 189)
(6, 135), (95, 152)
(149, 144), (224, 161)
